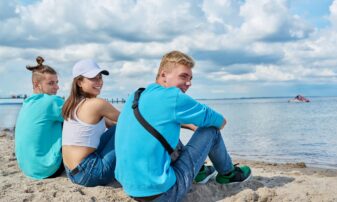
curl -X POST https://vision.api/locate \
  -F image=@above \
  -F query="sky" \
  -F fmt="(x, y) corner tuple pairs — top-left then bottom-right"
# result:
(1, 0), (337, 99)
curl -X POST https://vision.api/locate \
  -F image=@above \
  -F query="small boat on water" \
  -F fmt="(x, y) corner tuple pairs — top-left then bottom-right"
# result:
(288, 95), (310, 103)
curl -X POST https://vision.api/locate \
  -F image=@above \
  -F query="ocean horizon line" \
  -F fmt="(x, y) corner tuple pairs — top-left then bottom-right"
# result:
(0, 95), (336, 105)
(196, 95), (336, 100)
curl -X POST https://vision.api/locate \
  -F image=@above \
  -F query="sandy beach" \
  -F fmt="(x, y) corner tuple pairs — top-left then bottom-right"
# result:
(1, 130), (337, 202)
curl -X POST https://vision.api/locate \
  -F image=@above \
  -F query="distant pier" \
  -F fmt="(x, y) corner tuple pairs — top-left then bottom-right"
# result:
(1, 95), (126, 104)
(106, 98), (126, 103)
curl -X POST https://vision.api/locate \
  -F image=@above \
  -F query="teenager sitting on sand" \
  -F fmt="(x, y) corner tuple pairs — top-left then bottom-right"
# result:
(114, 51), (252, 201)
(15, 56), (64, 179)
(62, 59), (120, 187)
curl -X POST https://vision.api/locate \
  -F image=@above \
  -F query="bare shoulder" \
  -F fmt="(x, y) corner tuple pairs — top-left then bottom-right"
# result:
(87, 97), (108, 104)
(84, 98), (109, 107)
(87, 98), (116, 110)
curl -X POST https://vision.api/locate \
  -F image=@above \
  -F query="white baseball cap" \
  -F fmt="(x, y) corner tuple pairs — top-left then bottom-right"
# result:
(72, 59), (109, 79)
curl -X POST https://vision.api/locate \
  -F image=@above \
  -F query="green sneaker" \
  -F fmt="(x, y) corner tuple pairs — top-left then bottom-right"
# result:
(216, 164), (252, 184)
(194, 165), (217, 184)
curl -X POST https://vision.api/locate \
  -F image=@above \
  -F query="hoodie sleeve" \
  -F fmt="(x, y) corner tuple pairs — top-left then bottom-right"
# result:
(47, 95), (64, 122)
(174, 91), (224, 128)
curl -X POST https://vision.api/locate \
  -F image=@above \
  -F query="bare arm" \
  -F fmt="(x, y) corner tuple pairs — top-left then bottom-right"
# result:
(105, 117), (117, 128)
(75, 98), (120, 129)
(97, 99), (120, 128)
(182, 119), (226, 131)
(219, 118), (227, 130)
(181, 124), (197, 131)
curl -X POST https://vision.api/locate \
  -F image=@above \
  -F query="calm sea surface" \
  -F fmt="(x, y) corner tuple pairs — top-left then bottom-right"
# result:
(0, 99), (22, 130)
(1, 97), (336, 169)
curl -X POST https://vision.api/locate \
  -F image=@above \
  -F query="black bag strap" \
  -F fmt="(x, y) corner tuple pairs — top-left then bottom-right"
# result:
(132, 88), (174, 154)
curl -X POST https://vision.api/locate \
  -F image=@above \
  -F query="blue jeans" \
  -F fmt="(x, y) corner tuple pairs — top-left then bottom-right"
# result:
(154, 127), (234, 202)
(65, 125), (116, 187)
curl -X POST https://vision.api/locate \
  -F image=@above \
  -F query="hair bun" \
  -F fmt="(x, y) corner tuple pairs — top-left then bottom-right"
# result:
(36, 56), (44, 65)
(26, 56), (45, 71)
(26, 65), (36, 71)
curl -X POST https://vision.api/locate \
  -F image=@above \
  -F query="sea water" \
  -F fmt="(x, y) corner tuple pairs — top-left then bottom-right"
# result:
(0, 99), (22, 130)
(182, 96), (337, 169)
(1, 97), (336, 169)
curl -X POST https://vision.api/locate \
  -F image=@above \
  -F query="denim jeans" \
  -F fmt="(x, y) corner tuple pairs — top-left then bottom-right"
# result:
(154, 127), (234, 202)
(65, 125), (116, 187)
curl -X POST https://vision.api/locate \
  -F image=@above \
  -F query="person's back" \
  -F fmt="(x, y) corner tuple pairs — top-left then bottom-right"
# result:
(15, 94), (64, 179)
(15, 56), (64, 179)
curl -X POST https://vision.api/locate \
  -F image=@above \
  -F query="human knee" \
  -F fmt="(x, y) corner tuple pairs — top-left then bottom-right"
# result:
(196, 127), (221, 139)
(196, 126), (219, 134)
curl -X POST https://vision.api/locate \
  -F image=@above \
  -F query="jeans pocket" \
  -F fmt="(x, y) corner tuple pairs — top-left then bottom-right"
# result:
(86, 157), (115, 186)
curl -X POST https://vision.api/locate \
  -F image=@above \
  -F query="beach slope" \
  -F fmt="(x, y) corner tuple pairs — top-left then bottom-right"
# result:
(1, 132), (337, 202)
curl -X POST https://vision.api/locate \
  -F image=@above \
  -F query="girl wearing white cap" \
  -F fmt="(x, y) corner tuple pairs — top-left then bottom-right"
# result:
(62, 59), (120, 187)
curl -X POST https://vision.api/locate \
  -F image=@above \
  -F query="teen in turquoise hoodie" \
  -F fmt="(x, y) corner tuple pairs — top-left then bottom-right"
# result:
(115, 51), (252, 201)
(15, 57), (64, 179)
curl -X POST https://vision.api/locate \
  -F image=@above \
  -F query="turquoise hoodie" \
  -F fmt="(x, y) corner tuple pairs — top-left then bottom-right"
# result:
(115, 83), (224, 196)
(15, 94), (64, 179)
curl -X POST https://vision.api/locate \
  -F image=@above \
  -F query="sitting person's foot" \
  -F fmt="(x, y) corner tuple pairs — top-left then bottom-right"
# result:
(194, 165), (217, 184)
(216, 164), (252, 184)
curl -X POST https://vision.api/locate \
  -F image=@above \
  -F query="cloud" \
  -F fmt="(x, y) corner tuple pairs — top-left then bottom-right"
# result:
(206, 64), (293, 82)
(192, 49), (283, 66)
(118, 59), (155, 78)
(0, 1), (17, 19)
(207, 63), (337, 83)
(201, 0), (243, 26)
(329, 0), (337, 28)
(0, 0), (336, 98)
(0, 0), (206, 49)
(239, 0), (312, 42)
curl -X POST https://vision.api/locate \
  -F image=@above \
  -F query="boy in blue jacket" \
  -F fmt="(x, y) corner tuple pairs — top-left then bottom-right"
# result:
(115, 51), (251, 201)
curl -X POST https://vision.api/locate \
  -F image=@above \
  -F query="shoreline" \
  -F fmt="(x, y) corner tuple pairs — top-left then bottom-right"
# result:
(1, 131), (337, 201)
(4, 127), (336, 171)
(232, 156), (337, 171)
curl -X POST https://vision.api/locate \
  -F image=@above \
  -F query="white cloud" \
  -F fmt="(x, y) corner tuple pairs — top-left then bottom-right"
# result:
(208, 65), (294, 82)
(0, 0), (205, 48)
(0, 0), (336, 98)
(118, 60), (154, 78)
(330, 0), (337, 28)
(207, 63), (336, 83)
(239, 0), (311, 41)
(202, 0), (242, 26)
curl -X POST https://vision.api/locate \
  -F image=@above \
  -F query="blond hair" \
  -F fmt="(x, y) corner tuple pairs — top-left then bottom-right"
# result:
(156, 50), (195, 80)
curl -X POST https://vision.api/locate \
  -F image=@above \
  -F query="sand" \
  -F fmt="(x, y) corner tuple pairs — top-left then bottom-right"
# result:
(1, 130), (337, 202)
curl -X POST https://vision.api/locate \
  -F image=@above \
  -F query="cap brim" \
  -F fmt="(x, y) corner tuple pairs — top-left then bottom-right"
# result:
(82, 69), (109, 78)
(101, 70), (109, 75)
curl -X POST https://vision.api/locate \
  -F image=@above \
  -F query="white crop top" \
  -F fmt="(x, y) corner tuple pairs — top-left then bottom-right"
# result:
(62, 100), (106, 148)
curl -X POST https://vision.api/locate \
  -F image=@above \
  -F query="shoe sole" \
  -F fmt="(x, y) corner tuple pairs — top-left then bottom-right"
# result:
(196, 170), (217, 184)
